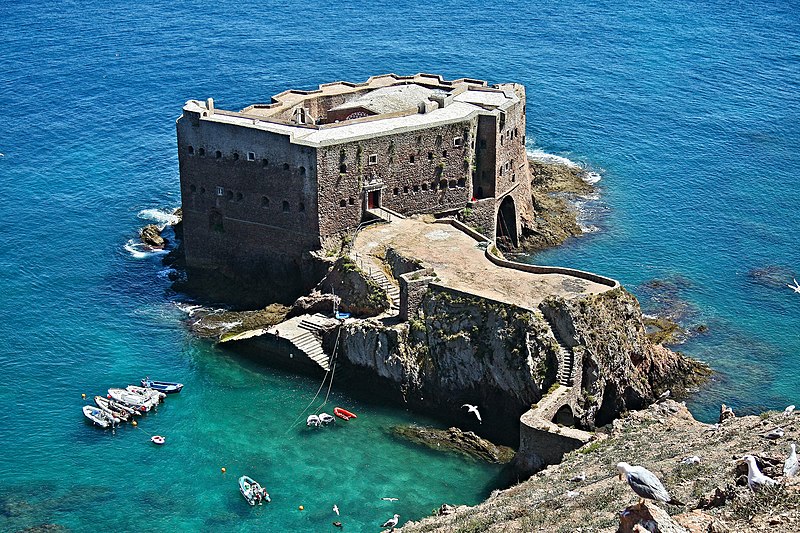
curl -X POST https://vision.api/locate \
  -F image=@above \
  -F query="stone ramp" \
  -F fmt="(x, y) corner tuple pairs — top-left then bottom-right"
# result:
(219, 313), (337, 372)
(350, 250), (400, 314)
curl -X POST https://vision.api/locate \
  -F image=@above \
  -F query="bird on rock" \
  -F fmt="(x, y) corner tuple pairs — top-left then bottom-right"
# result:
(743, 455), (778, 491)
(784, 405), (796, 417)
(461, 404), (482, 423)
(382, 513), (400, 530)
(784, 444), (798, 478)
(616, 462), (684, 507)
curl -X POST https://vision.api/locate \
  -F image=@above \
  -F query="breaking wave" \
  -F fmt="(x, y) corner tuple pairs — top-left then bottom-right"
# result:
(124, 239), (167, 259)
(527, 149), (603, 185)
(137, 207), (180, 230)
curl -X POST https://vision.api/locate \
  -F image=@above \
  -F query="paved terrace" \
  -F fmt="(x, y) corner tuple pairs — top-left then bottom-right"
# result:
(352, 217), (614, 310)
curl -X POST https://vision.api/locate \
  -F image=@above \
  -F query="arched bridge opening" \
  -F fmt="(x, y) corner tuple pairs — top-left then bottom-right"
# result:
(552, 404), (576, 427)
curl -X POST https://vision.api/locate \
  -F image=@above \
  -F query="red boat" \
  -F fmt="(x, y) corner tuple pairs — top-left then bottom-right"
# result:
(333, 407), (357, 421)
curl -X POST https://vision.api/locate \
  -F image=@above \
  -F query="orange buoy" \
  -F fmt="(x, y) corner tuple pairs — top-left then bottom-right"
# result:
(132, 420), (138, 427)
(221, 467), (226, 473)
(81, 393), (86, 399)
(299, 505), (304, 511)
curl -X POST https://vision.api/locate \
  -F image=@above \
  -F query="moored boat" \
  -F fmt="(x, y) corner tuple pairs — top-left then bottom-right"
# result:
(106, 396), (142, 416)
(108, 388), (151, 412)
(92, 397), (124, 423)
(333, 407), (357, 421)
(126, 385), (165, 403)
(141, 378), (183, 394)
(95, 396), (130, 422)
(319, 413), (336, 425)
(83, 405), (113, 428)
(239, 475), (270, 505)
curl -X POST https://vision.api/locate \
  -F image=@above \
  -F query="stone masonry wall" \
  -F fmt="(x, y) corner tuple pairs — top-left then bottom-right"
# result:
(315, 118), (478, 237)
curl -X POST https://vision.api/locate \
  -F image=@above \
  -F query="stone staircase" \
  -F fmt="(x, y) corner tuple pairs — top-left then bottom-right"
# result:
(269, 313), (337, 372)
(351, 251), (400, 314)
(556, 343), (575, 387)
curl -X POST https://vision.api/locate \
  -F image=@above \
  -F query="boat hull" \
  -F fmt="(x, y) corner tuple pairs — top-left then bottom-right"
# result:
(333, 407), (357, 420)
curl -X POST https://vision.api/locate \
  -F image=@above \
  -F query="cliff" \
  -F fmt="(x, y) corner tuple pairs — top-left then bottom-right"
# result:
(398, 401), (800, 532)
(332, 284), (706, 444)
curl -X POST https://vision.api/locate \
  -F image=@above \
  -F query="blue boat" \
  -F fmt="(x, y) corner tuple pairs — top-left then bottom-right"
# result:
(141, 377), (184, 394)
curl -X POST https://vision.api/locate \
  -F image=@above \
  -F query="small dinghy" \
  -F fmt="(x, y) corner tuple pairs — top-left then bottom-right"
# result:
(92, 398), (122, 424)
(108, 388), (151, 412)
(333, 407), (357, 421)
(141, 377), (183, 394)
(307, 414), (321, 427)
(319, 413), (336, 425)
(106, 397), (142, 416)
(83, 405), (113, 428)
(239, 476), (270, 505)
(150, 435), (165, 445)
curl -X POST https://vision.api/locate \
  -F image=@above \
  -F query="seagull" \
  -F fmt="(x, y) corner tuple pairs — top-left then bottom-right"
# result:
(333, 504), (340, 516)
(764, 427), (785, 440)
(784, 405), (796, 417)
(381, 497), (399, 501)
(743, 455), (778, 491)
(616, 462), (684, 507)
(381, 513), (400, 529)
(784, 444), (798, 477)
(461, 404), (482, 423)
(657, 390), (671, 402)
(569, 472), (586, 482)
(680, 456), (701, 465)
(788, 279), (800, 294)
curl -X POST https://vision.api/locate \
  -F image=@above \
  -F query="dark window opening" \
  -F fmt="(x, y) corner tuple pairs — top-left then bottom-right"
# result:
(393, 187), (399, 195)
(403, 186), (409, 194)
(427, 152), (433, 161)
(412, 184), (419, 192)
(430, 182), (436, 191)
(233, 152), (240, 160)
(453, 137), (463, 148)
(199, 187), (206, 194)
(340, 163), (347, 173)
(442, 150), (448, 157)
(340, 199), (347, 207)
(262, 158), (269, 167)
(409, 154), (415, 164)
(435, 135), (442, 146)
(198, 148), (205, 156)
(299, 166), (306, 175)
(215, 150), (222, 159)
(368, 154), (378, 165)
(247, 152), (255, 161)
(457, 178), (466, 188)
(439, 181), (447, 190)
(187, 145), (194, 155)
(261, 196), (270, 208)
(226, 190), (234, 200)
(236, 192), (243, 201)
(421, 183), (428, 191)
(282, 200), (290, 212)
(448, 180), (456, 189)
(348, 197), (355, 205)
(283, 163), (289, 171)
(299, 202), (305, 212)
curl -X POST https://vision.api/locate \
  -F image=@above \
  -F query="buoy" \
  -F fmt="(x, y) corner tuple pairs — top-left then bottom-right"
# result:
(221, 467), (226, 473)
(132, 420), (138, 427)
(151, 435), (165, 445)
(298, 505), (304, 511)
(81, 393), (86, 399)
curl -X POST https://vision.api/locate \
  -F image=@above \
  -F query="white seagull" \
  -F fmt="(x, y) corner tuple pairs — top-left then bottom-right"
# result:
(743, 455), (778, 491)
(784, 444), (799, 477)
(788, 278), (800, 294)
(381, 513), (400, 529)
(333, 504), (340, 516)
(616, 462), (684, 507)
(461, 404), (482, 423)
(381, 497), (399, 501)
(784, 405), (796, 417)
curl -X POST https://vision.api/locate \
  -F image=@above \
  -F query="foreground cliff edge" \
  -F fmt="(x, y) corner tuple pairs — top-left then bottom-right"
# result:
(398, 401), (800, 532)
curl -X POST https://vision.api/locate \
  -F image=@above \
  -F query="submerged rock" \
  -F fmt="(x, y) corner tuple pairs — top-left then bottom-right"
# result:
(391, 425), (515, 464)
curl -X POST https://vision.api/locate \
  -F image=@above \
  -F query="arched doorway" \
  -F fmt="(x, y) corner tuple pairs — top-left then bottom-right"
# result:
(496, 196), (518, 248)
(553, 405), (576, 427)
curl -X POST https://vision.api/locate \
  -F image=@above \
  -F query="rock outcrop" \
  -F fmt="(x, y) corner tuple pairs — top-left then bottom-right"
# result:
(391, 425), (515, 464)
(315, 257), (389, 317)
(140, 223), (166, 248)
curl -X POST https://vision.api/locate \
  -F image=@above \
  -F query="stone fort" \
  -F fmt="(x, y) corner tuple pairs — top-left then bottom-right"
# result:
(176, 73), (533, 299)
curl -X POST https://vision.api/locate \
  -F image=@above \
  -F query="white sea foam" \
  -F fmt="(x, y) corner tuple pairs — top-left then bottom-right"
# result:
(156, 267), (178, 281)
(138, 207), (180, 229)
(124, 239), (167, 259)
(527, 149), (603, 184)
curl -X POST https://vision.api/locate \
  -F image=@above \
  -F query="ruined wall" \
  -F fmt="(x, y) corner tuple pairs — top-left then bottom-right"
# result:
(315, 119), (477, 237)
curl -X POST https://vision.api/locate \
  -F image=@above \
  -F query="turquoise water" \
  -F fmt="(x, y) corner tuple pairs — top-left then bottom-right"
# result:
(1, 0), (799, 530)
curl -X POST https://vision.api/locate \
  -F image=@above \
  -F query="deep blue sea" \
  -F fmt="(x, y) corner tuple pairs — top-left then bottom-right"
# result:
(1, 0), (799, 530)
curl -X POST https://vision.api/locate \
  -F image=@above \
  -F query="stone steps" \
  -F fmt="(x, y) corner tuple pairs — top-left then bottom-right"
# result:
(351, 250), (400, 313)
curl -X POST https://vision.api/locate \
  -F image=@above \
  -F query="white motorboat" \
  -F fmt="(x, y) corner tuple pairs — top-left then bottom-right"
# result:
(108, 388), (151, 412)
(239, 476), (270, 505)
(319, 413), (336, 425)
(106, 396), (142, 416)
(126, 385), (165, 405)
(83, 405), (113, 428)
(306, 414), (320, 427)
